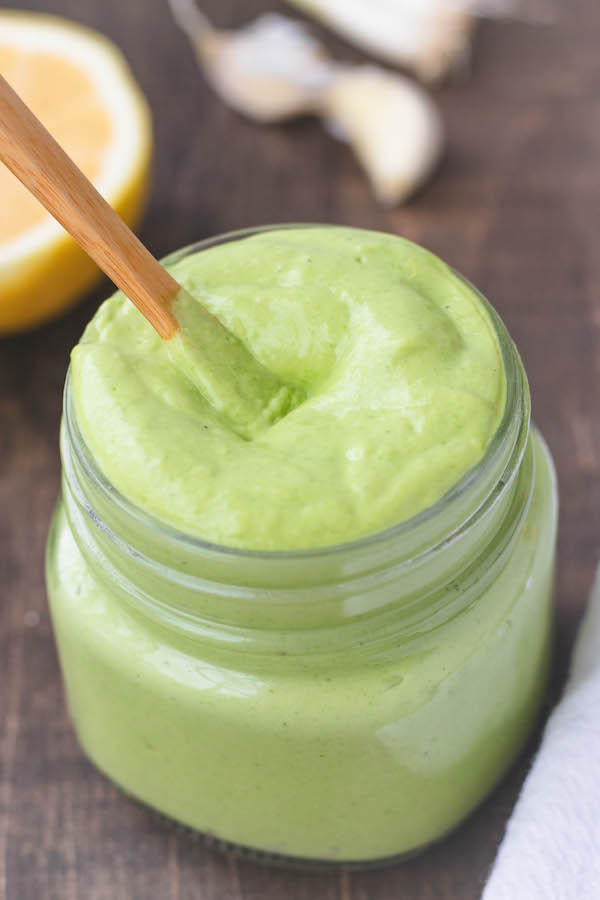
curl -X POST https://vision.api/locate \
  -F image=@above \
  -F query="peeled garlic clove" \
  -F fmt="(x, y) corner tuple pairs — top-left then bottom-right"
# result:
(285, 0), (474, 82)
(322, 66), (444, 205)
(198, 14), (333, 122)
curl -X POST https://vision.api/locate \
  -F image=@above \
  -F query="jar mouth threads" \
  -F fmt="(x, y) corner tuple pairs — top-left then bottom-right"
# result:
(60, 226), (532, 650)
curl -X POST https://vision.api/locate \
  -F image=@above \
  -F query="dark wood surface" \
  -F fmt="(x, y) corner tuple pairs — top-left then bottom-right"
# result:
(1, 1), (599, 898)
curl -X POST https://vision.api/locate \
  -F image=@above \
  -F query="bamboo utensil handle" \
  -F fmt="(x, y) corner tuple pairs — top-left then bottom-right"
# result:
(0, 73), (179, 339)
(0, 73), (303, 433)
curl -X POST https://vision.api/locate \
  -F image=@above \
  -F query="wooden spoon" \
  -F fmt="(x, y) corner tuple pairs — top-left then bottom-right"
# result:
(0, 73), (302, 435)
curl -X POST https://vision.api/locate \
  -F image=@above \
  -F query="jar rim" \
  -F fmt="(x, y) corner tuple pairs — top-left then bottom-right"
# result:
(64, 223), (530, 567)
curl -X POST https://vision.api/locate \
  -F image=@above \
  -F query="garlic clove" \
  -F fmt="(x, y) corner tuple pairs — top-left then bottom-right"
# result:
(285, 0), (475, 82)
(321, 66), (444, 205)
(197, 14), (333, 122)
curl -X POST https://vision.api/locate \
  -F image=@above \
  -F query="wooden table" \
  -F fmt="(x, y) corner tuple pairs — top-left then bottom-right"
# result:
(1, 1), (599, 897)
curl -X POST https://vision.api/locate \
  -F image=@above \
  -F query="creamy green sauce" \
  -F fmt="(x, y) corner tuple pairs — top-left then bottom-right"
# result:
(49, 228), (557, 862)
(71, 227), (505, 550)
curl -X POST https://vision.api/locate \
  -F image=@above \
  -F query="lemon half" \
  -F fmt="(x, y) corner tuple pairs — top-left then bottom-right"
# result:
(0, 12), (152, 333)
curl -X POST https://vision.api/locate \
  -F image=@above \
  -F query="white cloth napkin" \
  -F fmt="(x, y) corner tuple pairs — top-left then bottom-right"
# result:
(483, 566), (600, 900)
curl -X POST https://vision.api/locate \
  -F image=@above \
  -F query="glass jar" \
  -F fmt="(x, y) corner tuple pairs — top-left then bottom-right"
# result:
(46, 229), (558, 867)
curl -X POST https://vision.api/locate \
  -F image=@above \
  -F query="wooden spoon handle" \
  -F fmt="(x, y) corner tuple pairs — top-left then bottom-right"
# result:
(0, 73), (179, 339)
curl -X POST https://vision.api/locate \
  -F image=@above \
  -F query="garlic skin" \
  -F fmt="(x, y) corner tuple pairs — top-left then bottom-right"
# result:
(286, 0), (474, 82)
(323, 67), (444, 204)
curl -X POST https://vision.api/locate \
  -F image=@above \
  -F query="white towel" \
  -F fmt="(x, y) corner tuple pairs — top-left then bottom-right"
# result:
(483, 566), (600, 900)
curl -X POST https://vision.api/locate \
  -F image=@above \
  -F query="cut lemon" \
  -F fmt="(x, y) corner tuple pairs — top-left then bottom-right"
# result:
(0, 11), (152, 333)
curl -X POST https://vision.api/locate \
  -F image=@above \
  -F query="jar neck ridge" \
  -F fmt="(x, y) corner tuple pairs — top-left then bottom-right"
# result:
(59, 228), (532, 655)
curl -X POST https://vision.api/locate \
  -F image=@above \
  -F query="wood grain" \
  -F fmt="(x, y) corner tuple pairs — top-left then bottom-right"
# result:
(0, 73), (179, 339)
(1, 1), (599, 898)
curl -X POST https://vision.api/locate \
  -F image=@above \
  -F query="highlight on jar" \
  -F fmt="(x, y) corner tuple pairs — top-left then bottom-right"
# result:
(44, 222), (558, 866)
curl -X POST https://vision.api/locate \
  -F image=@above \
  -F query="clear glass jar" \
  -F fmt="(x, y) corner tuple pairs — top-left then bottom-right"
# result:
(46, 229), (558, 867)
